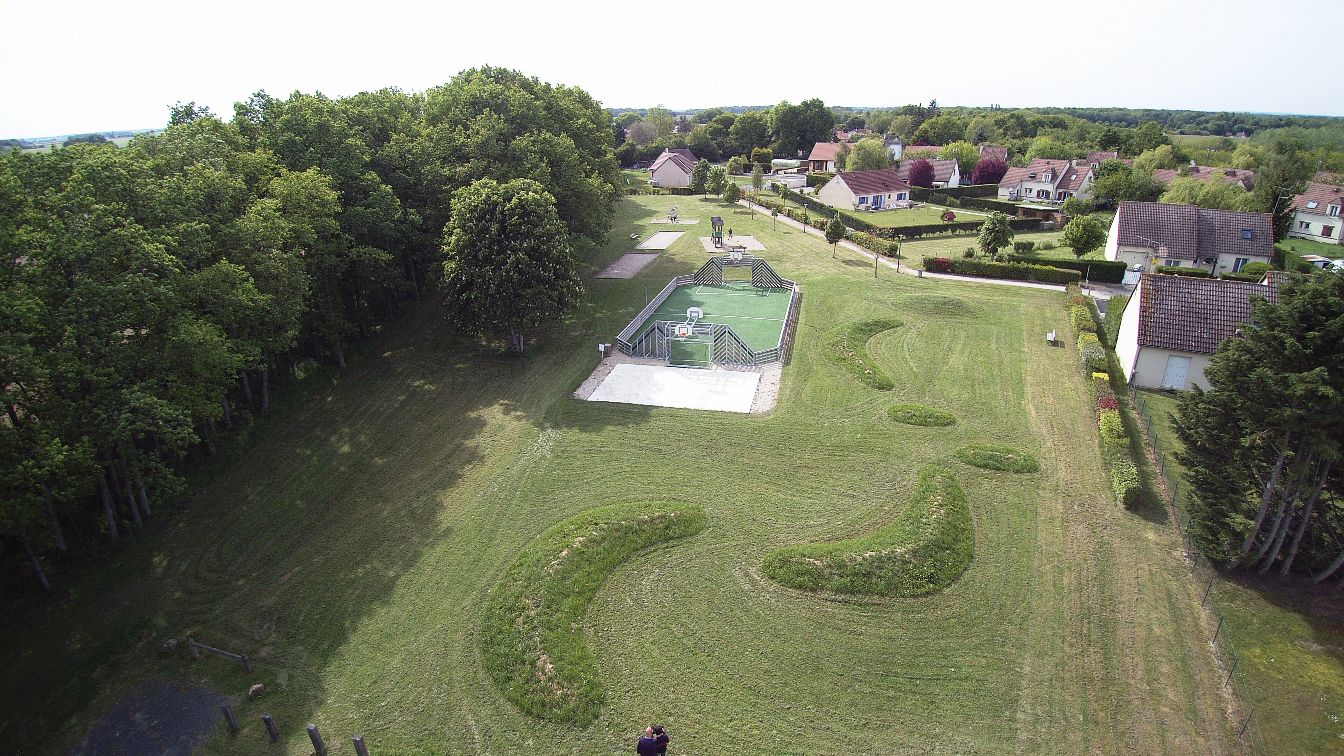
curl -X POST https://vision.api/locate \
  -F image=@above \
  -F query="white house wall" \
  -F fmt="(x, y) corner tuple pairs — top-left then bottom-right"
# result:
(651, 163), (690, 188)
(1114, 282), (1143, 381)
(816, 178), (857, 209)
(1130, 347), (1213, 390)
(1288, 210), (1344, 243)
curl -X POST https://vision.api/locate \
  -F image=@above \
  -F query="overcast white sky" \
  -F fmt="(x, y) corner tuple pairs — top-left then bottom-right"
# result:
(2, 0), (1341, 138)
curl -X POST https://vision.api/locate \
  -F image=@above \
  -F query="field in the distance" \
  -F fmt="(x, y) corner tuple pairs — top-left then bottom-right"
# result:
(3, 194), (1239, 754)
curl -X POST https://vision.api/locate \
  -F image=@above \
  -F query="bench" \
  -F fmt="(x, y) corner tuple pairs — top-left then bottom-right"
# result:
(1046, 330), (1061, 347)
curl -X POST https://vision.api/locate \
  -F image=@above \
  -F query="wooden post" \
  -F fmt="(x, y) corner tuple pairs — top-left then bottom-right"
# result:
(220, 705), (239, 734)
(1238, 709), (1253, 738)
(262, 714), (280, 743)
(1201, 578), (1214, 606)
(188, 638), (201, 659)
(241, 655), (252, 674)
(307, 724), (327, 755)
(1225, 657), (1239, 687)
(353, 735), (371, 756)
(1211, 616), (1224, 645)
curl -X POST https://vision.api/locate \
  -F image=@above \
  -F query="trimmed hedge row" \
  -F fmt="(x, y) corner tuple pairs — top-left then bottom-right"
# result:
(930, 258), (1083, 285)
(1002, 254), (1128, 283)
(774, 185), (1043, 239)
(807, 172), (833, 188)
(1102, 295), (1128, 348)
(1155, 265), (1212, 278)
(910, 184), (998, 200)
(1078, 332), (1106, 372)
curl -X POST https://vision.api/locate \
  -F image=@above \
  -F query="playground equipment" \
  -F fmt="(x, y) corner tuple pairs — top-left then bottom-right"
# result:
(668, 206), (679, 222)
(710, 216), (724, 248)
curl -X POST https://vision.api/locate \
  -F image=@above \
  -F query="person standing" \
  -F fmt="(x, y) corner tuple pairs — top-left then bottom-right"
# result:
(636, 726), (658, 755)
(652, 724), (670, 754)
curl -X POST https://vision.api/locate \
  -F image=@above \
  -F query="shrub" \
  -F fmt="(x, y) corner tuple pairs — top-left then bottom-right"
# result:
(761, 466), (973, 597)
(1155, 265), (1212, 278)
(954, 443), (1040, 473)
(1096, 395), (1119, 413)
(1238, 261), (1271, 278)
(829, 319), (902, 390)
(1093, 374), (1113, 400)
(1002, 255), (1128, 284)
(1078, 332), (1106, 372)
(889, 403), (957, 427)
(1070, 304), (1097, 333)
(924, 257), (953, 273)
(1067, 293), (1089, 306)
(1102, 295), (1128, 347)
(1038, 240), (1057, 251)
(806, 172), (833, 188)
(480, 503), (706, 724)
(963, 247), (975, 258)
(1013, 240), (1037, 254)
(1110, 458), (1141, 506)
(944, 259), (1082, 284)
(1098, 409), (1125, 441)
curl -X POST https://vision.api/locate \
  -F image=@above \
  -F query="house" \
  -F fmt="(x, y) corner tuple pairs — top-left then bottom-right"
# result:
(808, 142), (842, 173)
(1152, 164), (1255, 192)
(897, 158), (960, 189)
(1084, 150), (1119, 168)
(1287, 178), (1344, 245)
(649, 149), (696, 188)
(1114, 272), (1281, 390)
(998, 158), (1091, 201)
(979, 144), (1008, 164)
(815, 168), (912, 211)
(884, 135), (904, 160)
(1104, 201), (1273, 275)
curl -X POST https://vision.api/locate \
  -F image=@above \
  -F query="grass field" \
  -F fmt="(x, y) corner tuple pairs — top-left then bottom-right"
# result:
(1137, 391), (1344, 753)
(896, 231), (1085, 267)
(3, 193), (1248, 754)
(839, 204), (983, 229)
(633, 282), (792, 351)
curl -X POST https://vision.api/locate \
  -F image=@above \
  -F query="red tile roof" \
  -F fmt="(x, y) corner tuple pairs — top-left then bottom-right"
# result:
(998, 158), (1072, 189)
(1085, 151), (1119, 166)
(650, 150), (695, 176)
(835, 168), (912, 196)
(1152, 165), (1254, 190)
(808, 142), (842, 162)
(1057, 165), (1092, 192)
(897, 158), (958, 184)
(1291, 180), (1344, 214)
(978, 145), (1008, 163)
(1134, 272), (1280, 354)
(1114, 201), (1273, 262)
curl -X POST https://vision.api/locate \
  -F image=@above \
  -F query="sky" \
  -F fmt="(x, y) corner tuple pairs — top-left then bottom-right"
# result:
(2, 0), (1342, 138)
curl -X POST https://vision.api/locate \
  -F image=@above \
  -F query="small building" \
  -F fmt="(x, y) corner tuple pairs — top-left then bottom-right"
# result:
(885, 135), (904, 161)
(998, 158), (1089, 201)
(1152, 164), (1255, 192)
(1287, 178), (1344, 245)
(649, 149), (697, 188)
(1084, 150), (1120, 169)
(815, 169), (912, 211)
(807, 142), (842, 173)
(1103, 201), (1273, 275)
(1114, 272), (1281, 390)
(897, 158), (961, 189)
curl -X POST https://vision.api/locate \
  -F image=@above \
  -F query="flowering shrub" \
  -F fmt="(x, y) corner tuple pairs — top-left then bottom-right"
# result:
(1099, 409), (1125, 441)
(1070, 304), (1097, 333)
(1078, 332), (1106, 372)
(924, 257), (953, 273)
(1097, 395), (1119, 413)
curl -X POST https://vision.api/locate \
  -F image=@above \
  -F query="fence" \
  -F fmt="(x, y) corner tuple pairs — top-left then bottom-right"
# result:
(1128, 388), (1265, 754)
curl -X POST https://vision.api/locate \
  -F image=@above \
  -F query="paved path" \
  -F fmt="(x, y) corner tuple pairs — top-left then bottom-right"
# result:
(739, 199), (1067, 293)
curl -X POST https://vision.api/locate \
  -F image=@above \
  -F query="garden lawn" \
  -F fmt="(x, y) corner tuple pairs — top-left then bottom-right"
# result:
(1137, 390), (1344, 754)
(3, 193), (1238, 755)
(839, 204), (967, 228)
(896, 230), (1074, 267)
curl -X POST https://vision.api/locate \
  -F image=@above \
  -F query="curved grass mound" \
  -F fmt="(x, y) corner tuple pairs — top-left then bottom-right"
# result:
(954, 443), (1040, 474)
(480, 503), (706, 725)
(761, 466), (973, 597)
(889, 403), (957, 427)
(829, 319), (902, 391)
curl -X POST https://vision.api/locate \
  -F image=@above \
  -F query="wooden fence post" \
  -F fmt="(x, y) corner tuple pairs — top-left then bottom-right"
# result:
(220, 705), (239, 734)
(353, 735), (371, 756)
(261, 714), (280, 743)
(307, 724), (326, 755)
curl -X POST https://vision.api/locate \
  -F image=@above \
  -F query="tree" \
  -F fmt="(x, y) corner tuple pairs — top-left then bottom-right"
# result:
(1133, 144), (1183, 172)
(907, 159), (935, 188)
(1089, 164), (1165, 204)
(1131, 120), (1171, 153)
(1174, 273), (1344, 580)
(825, 216), (846, 256)
(751, 147), (773, 171)
(691, 159), (710, 194)
(722, 181), (741, 203)
(726, 155), (747, 175)
(61, 133), (109, 147)
(971, 158), (1008, 185)
(911, 115), (968, 146)
(939, 141), (979, 177)
(706, 166), (727, 195)
(1253, 151), (1311, 241)
(728, 110), (770, 157)
(645, 106), (675, 139)
(846, 138), (890, 171)
(1026, 136), (1078, 161)
(440, 178), (582, 354)
(1061, 216), (1107, 259)
(976, 212), (1014, 258)
(1061, 196), (1095, 218)
(687, 127), (720, 163)
(751, 164), (764, 195)
(1159, 177), (1256, 211)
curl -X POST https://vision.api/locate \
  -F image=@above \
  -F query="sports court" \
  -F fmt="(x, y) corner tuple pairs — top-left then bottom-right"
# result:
(636, 231), (685, 250)
(632, 282), (792, 352)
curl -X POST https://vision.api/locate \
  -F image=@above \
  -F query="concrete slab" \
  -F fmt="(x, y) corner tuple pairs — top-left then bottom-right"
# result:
(650, 218), (699, 225)
(698, 236), (766, 253)
(597, 253), (659, 279)
(636, 231), (685, 250)
(586, 363), (760, 413)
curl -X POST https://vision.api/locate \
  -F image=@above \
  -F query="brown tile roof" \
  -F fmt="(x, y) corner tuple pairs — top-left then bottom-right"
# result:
(1115, 201), (1273, 262)
(1290, 180), (1344, 214)
(808, 142), (842, 162)
(979, 145), (1008, 163)
(1085, 151), (1119, 166)
(1152, 165), (1254, 190)
(1135, 272), (1280, 354)
(1058, 165), (1093, 192)
(835, 168), (912, 196)
(668, 148), (697, 163)
(650, 150), (695, 175)
(898, 158), (958, 184)
(999, 158), (1071, 189)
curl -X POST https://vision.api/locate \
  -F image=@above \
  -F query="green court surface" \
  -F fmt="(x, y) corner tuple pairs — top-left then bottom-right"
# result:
(635, 283), (792, 351)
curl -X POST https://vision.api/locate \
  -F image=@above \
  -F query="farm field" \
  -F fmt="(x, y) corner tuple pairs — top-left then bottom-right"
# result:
(4, 194), (1240, 754)
(1138, 391), (1344, 754)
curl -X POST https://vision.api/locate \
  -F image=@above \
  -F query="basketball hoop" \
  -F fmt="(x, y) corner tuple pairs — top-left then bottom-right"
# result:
(686, 307), (703, 323)
(728, 249), (743, 261)
(673, 323), (693, 338)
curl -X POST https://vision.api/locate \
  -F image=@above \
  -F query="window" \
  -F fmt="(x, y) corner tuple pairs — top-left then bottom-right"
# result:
(1241, 229), (1254, 240)
(1233, 257), (1250, 272)
(1165, 259), (1180, 267)
(1299, 220), (1311, 230)
(858, 196), (868, 204)
(1307, 200), (1319, 209)
(1331, 205), (1340, 218)
(1324, 225), (1336, 238)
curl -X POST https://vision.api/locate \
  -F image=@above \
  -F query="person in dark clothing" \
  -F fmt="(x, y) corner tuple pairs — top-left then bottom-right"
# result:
(636, 726), (658, 755)
(652, 724), (670, 754)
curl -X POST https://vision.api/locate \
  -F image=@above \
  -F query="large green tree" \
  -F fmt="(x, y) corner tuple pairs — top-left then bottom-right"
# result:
(440, 178), (582, 354)
(1060, 215), (1107, 259)
(976, 212), (1015, 257)
(846, 138), (890, 171)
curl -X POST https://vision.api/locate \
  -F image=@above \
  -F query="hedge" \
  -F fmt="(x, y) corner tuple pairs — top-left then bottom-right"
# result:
(932, 258), (1082, 285)
(1110, 458), (1141, 506)
(1078, 332), (1107, 372)
(1102, 295), (1128, 347)
(1218, 271), (1263, 282)
(910, 184), (998, 200)
(1002, 254), (1128, 283)
(1070, 304), (1096, 333)
(777, 185), (1042, 239)
(1155, 265), (1212, 278)
(847, 229), (895, 256)
(807, 172), (833, 188)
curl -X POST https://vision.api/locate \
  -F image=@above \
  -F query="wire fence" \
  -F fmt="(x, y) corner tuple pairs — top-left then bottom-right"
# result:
(1128, 388), (1264, 754)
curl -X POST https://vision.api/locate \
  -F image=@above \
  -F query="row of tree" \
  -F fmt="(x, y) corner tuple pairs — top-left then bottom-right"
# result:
(0, 67), (620, 592)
